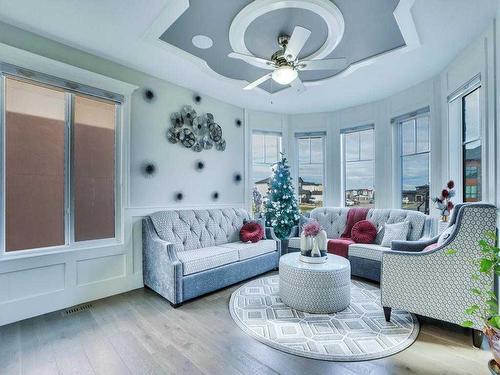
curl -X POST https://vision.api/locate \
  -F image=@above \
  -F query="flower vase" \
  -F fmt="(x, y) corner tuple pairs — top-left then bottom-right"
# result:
(311, 237), (321, 257)
(299, 232), (312, 256)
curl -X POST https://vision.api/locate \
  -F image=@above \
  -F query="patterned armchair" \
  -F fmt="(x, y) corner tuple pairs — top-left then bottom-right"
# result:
(381, 203), (497, 347)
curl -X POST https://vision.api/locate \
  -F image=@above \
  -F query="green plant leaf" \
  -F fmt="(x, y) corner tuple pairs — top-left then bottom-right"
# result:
(487, 291), (498, 300)
(485, 231), (496, 241)
(461, 320), (474, 328)
(480, 258), (493, 273)
(489, 316), (500, 329)
(465, 305), (480, 315)
(445, 249), (457, 255)
(471, 288), (482, 296)
(471, 274), (480, 281)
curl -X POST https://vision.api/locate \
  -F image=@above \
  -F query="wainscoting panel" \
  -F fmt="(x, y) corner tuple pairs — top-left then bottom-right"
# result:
(76, 254), (126, 286)
(0, 263), (65, 303)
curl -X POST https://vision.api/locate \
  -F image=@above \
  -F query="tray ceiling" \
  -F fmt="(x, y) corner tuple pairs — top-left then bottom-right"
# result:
(159, 0), (405, 93)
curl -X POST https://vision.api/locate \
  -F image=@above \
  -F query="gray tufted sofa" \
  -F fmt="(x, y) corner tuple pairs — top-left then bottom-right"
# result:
(143, 208), (280, 306)
(287, 207), (435, 282)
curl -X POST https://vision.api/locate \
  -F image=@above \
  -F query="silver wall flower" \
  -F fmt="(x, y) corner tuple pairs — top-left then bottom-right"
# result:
(169, 105), (226, 152)
(181, 105), (197, 125)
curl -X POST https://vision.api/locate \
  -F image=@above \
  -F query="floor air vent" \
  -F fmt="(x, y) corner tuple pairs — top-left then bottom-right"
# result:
(63, 303), (93, 315)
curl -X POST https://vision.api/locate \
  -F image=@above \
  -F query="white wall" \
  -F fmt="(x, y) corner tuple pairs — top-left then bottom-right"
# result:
(0, 22), (246, 325)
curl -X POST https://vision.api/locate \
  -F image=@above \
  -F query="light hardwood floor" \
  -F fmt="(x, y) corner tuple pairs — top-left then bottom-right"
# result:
(0, 272), (493, 375)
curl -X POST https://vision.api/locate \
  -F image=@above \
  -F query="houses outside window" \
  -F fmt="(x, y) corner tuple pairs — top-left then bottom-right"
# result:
(341, 125), (375, 208)
(396, 108), (430, 214)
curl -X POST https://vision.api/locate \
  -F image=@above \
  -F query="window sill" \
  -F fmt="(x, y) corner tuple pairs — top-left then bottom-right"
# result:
(0, 239), (125, 262)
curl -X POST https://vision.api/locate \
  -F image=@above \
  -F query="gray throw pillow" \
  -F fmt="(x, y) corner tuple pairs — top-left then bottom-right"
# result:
(381, 221), (410, 247)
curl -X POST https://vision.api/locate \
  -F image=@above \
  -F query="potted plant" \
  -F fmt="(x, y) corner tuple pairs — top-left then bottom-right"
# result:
(299, 219), (327, 263)
(449, 231), (500, 365)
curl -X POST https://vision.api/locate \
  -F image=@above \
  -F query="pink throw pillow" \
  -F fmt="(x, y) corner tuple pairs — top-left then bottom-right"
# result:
(240, 221), (264, 243)
(351, 220), (377, 244)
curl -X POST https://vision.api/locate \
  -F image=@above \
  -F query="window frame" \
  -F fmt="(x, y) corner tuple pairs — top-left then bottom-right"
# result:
(447, 75), (483, 203)
(294, 132), (326, 211)
(340, 124), (375, 208)
(395, 108), (431, 214)
(0, 66), (123, 257)
(250, 130), (282, 208)
(461, 87), (482, 202)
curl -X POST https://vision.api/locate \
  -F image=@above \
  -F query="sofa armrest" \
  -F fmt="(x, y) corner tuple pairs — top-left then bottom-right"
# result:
(142, 218), (183, 304)
(390, 235), (439, 252)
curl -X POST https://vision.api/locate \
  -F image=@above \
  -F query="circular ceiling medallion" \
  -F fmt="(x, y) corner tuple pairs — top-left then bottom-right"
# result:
(229, 0), (344, 67)
(192, 35), (214, 49)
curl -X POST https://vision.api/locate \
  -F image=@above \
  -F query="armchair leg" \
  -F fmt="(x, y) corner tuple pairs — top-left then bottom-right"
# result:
(383, 306), (392, 322)
(472, 329), (483, 348)
(170, 302), (183, 309)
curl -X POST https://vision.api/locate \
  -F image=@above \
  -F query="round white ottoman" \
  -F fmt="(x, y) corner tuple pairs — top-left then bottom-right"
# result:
(279, 253), (351, 313)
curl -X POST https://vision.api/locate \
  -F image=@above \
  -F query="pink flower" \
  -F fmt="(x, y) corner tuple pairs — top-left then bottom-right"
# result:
(447, 180), (455, 189)
(447, 201), (454, 210)
(441, 189), (449, 198)
(303, 220), (321, 237)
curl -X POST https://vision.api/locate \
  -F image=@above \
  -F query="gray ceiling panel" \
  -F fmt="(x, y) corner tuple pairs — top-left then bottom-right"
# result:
(160, 0), (404, 93)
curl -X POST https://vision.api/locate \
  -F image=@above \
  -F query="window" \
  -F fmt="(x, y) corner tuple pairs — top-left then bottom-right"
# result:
(397, 110), (430, 214)
(462, 88), (481, 202)
(342, 126), (375, 208)
(296, 133), (325, 212)
(251, 131), (282, 212)
(1, 72), (120, 252)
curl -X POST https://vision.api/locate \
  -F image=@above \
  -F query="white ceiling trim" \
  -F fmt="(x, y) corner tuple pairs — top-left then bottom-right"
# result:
(229, 0), (345, 63)
(143, 0), (420, 97)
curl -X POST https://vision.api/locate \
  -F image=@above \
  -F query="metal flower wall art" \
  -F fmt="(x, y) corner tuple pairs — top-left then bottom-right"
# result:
(167, 105), (226, 152)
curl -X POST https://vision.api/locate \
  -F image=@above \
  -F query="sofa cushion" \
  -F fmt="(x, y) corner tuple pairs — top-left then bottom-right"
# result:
(177, 246), (239, 275)
(351, 220), (377, 244)
(220, 240), (276, 261)
(309, 207), (350, 239)
(149, 208), (251, 252)
(366, 209), (427, 243)
(327, 238), (355, 258)
(381, 221), (410, 247)
(348, 243), (388, 262)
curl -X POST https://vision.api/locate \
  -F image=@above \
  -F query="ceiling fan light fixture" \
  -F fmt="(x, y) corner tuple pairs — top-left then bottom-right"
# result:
(271, 66), (298, 85)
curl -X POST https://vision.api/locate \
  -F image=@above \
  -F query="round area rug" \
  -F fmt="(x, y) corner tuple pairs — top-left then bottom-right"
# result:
(229, 276), (419, 361)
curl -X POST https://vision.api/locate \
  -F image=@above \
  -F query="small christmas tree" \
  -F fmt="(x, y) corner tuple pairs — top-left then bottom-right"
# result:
(265, 154), (300, 239)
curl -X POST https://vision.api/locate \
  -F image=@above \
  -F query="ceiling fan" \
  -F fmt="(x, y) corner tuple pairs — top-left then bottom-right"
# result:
(228, 26), (346, 93)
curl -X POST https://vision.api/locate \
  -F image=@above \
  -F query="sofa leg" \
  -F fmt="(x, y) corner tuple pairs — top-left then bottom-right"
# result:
(472, 329), (483, 348)
(170, 302), (183, 309)
(383, 306), (392, 322)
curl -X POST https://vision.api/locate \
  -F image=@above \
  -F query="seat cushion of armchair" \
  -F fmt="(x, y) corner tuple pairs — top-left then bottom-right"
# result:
(220, 240), (276, 261)
(177, 246), (239, 276)
(348, 243), (388, 262)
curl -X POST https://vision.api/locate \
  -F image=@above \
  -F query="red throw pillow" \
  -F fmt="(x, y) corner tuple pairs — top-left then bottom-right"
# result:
(351, 220), (377, 244)
(240, 221), (264, 243)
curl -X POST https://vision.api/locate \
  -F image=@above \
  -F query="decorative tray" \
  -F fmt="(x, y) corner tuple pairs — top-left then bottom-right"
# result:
(299, 254), (328, 264)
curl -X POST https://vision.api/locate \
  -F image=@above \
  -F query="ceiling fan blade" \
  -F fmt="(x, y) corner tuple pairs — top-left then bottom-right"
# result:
(284, 26), (311, 61)
(244, 74), (272, 90)
(298, 58), (347, 71)
(290, 77), (306, 94)
(228, 52), (274, 70)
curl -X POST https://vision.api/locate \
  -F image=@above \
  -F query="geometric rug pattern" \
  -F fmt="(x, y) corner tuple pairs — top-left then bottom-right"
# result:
(229, 276), (419, 361)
